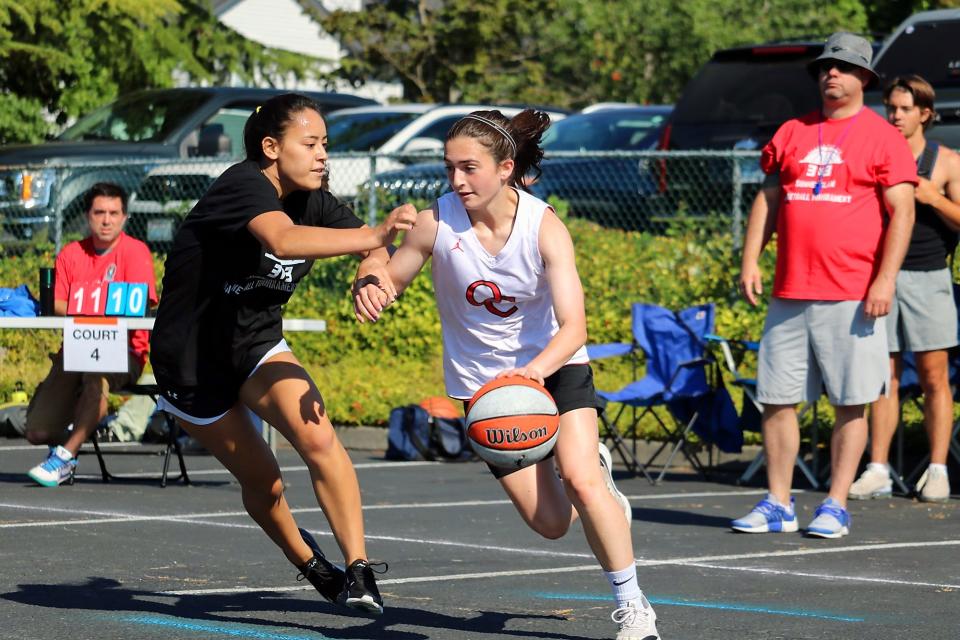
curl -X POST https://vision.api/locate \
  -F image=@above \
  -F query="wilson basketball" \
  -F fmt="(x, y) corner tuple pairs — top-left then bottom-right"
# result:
(465, 376), (560, 470)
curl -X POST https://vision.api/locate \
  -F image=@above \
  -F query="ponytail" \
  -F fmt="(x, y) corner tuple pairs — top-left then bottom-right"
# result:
(446, 109), (551, 192)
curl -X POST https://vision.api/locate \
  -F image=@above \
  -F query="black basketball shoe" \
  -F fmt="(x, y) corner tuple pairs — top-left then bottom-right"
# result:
(296, 528), (346, 603)
(338, 558), (388, 615)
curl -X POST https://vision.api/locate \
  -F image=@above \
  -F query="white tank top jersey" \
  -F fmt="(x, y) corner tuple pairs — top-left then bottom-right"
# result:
(431, 187), (589, 399)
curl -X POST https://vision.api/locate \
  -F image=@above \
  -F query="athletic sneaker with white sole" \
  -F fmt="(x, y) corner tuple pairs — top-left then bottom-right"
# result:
(612, 595), (660, 640)
(27, 445), (77, 487)
(338, 559), (387, 615)
(296, 528), (346, 603)
(805, 498), (850, 538)
(916, 466), (951, 503)
(599, 442), (632, 525)
(848, 464), (893, 500)
(730, 494), (797, 533)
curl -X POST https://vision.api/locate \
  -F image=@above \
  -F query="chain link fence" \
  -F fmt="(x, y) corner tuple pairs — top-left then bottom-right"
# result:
(0, 150), (763, 257)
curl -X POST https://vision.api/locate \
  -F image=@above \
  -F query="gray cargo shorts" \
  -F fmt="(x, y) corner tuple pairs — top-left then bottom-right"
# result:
(886, 268), (958, 353)
(757, 298), (889, 407)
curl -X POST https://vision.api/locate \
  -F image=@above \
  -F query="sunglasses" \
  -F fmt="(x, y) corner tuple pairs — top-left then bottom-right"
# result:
(816, 60), (859, 75)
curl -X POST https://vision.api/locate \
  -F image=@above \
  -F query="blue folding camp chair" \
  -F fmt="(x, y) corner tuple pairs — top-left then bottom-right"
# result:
(589, 302), (740, 483)
(705, 334), (821, 489)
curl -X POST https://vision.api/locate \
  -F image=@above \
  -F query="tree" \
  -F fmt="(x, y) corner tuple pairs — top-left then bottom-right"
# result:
(313, 0), (869, 108)
(0, 0), (324, 144)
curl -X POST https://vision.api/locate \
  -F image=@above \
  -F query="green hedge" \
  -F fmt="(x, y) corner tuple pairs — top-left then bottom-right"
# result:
(1, 217), (776, 427)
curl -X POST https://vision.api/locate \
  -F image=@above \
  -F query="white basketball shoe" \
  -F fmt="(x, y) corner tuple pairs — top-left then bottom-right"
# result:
(612, 594), (660, 640)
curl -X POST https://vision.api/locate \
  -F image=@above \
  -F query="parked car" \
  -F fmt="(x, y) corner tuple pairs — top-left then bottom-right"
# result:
(0, 87), (376, 243)
(871, 8), (960, 148)
(658, 13), (960, 215)
(323, 103), (568, 197)
(656, 40), (881, 215)
(126, 104), (570, 246)
(373, 106), (675, 231)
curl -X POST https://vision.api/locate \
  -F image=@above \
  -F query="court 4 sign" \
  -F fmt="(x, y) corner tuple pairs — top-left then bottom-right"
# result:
(63, 317), (129, 373)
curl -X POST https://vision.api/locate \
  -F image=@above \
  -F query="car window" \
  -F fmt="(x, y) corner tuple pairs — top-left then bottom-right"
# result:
(875, 18), (960, 87)
(412, 116), (463, 144)
(59, 91), (211, 143)
(672, 57), (818, 127)
(325, 111), (421, 151)
(542, 110), (669, 151)
(199, 105), (255, 158)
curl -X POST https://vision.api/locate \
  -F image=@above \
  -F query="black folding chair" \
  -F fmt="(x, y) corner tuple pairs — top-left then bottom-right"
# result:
(87, 384), (190, 488)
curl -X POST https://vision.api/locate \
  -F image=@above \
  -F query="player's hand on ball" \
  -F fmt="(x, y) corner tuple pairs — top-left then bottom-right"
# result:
(496, 367), (545, 386)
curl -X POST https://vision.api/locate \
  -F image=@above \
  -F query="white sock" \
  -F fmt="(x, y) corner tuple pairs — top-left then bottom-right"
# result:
(53, 445), (73, 461)
(867, 462), (888, 474)
(605, 563), (642, 608)
(929, 463), (948, 475)
(766, 493), (793, 513)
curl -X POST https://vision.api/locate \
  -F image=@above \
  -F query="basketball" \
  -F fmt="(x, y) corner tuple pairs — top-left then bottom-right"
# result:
(419, 395), (461, 419)
(464, 376), (560, 470)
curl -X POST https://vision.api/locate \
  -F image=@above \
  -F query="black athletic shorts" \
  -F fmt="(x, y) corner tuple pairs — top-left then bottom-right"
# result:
(464, 363), (602, 479)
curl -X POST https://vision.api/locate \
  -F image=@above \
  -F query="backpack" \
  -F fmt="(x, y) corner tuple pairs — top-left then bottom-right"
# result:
(385, 404), (475, 462)
(0, 285), (38, 317)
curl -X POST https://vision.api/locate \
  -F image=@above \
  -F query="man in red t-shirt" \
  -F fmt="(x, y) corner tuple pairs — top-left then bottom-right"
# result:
(732, 33), (917, 538)
(26, 182), (158, 487)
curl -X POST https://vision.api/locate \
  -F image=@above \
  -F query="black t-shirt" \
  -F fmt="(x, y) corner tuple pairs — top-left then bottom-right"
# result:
(151, 160), (363, 389)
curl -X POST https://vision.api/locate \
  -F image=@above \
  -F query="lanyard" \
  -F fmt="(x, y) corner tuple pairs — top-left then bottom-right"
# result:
(814, 107), (863, 195)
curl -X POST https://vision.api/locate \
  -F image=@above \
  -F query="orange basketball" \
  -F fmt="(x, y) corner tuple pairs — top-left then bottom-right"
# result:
(465, 376), (560, 470)
(419, 395), (461, 419)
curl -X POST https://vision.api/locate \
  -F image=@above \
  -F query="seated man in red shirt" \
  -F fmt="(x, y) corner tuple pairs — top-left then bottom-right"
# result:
(26, 182), (158, 486)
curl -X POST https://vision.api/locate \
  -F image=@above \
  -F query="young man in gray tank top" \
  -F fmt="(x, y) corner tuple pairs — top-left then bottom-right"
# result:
(851, 75), (960, 503)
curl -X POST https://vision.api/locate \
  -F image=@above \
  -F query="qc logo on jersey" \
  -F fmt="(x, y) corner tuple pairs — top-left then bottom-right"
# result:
(466, 280), (518, 318)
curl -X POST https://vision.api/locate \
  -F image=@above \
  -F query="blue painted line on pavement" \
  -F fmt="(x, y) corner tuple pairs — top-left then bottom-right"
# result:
(531, 592), (865, 623)
(111, 615), (331, 639)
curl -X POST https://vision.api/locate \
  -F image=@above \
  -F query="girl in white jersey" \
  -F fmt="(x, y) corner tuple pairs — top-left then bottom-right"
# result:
(355, 110), (661, 640)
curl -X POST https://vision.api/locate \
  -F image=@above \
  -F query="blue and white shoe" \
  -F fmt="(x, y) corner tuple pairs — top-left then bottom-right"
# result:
(731, 494), (798, 533)
(806, 498), (850, 538)
(27, 445), (77, 487)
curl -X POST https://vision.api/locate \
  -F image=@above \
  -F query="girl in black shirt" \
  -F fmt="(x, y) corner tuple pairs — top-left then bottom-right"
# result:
(151, 94), (415, 614)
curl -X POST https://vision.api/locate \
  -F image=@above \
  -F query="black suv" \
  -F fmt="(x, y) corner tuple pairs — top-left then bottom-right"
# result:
(871, 8), (960, 148)
(656, 41), (880, 217)
(658, 10), (960, 215)
(0, 87), (376, 242)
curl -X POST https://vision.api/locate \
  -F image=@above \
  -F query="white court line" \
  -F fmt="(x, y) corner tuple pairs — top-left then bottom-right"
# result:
(161, 539), (960, 596)
(684, 562), (960, 590)
(3, 499), (957, 593)
(66, 460), (439, 479)
(0, 489), (781, 530)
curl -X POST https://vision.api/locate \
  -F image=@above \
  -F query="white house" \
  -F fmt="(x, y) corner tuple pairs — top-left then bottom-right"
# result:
(211, 0), (402, 103)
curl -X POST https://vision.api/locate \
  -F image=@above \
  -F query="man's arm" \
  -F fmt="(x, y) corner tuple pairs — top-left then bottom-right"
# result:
(916, 148), (960, 232)
(865, 182), (915, 318)
(739, 172), (781, 306)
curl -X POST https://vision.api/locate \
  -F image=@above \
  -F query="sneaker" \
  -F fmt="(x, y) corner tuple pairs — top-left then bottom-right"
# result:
(806, 498), (851, 538)
(611, 595), (660, 640)
(599, 443), (632, 526)
(848, 465), (893, 500)
(731, 494), (797, 533)
(296, 528), (346, 603)
(916, 466), (951, 503)
(27, 446), (77, 487)
(338, 558), (387, 615)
